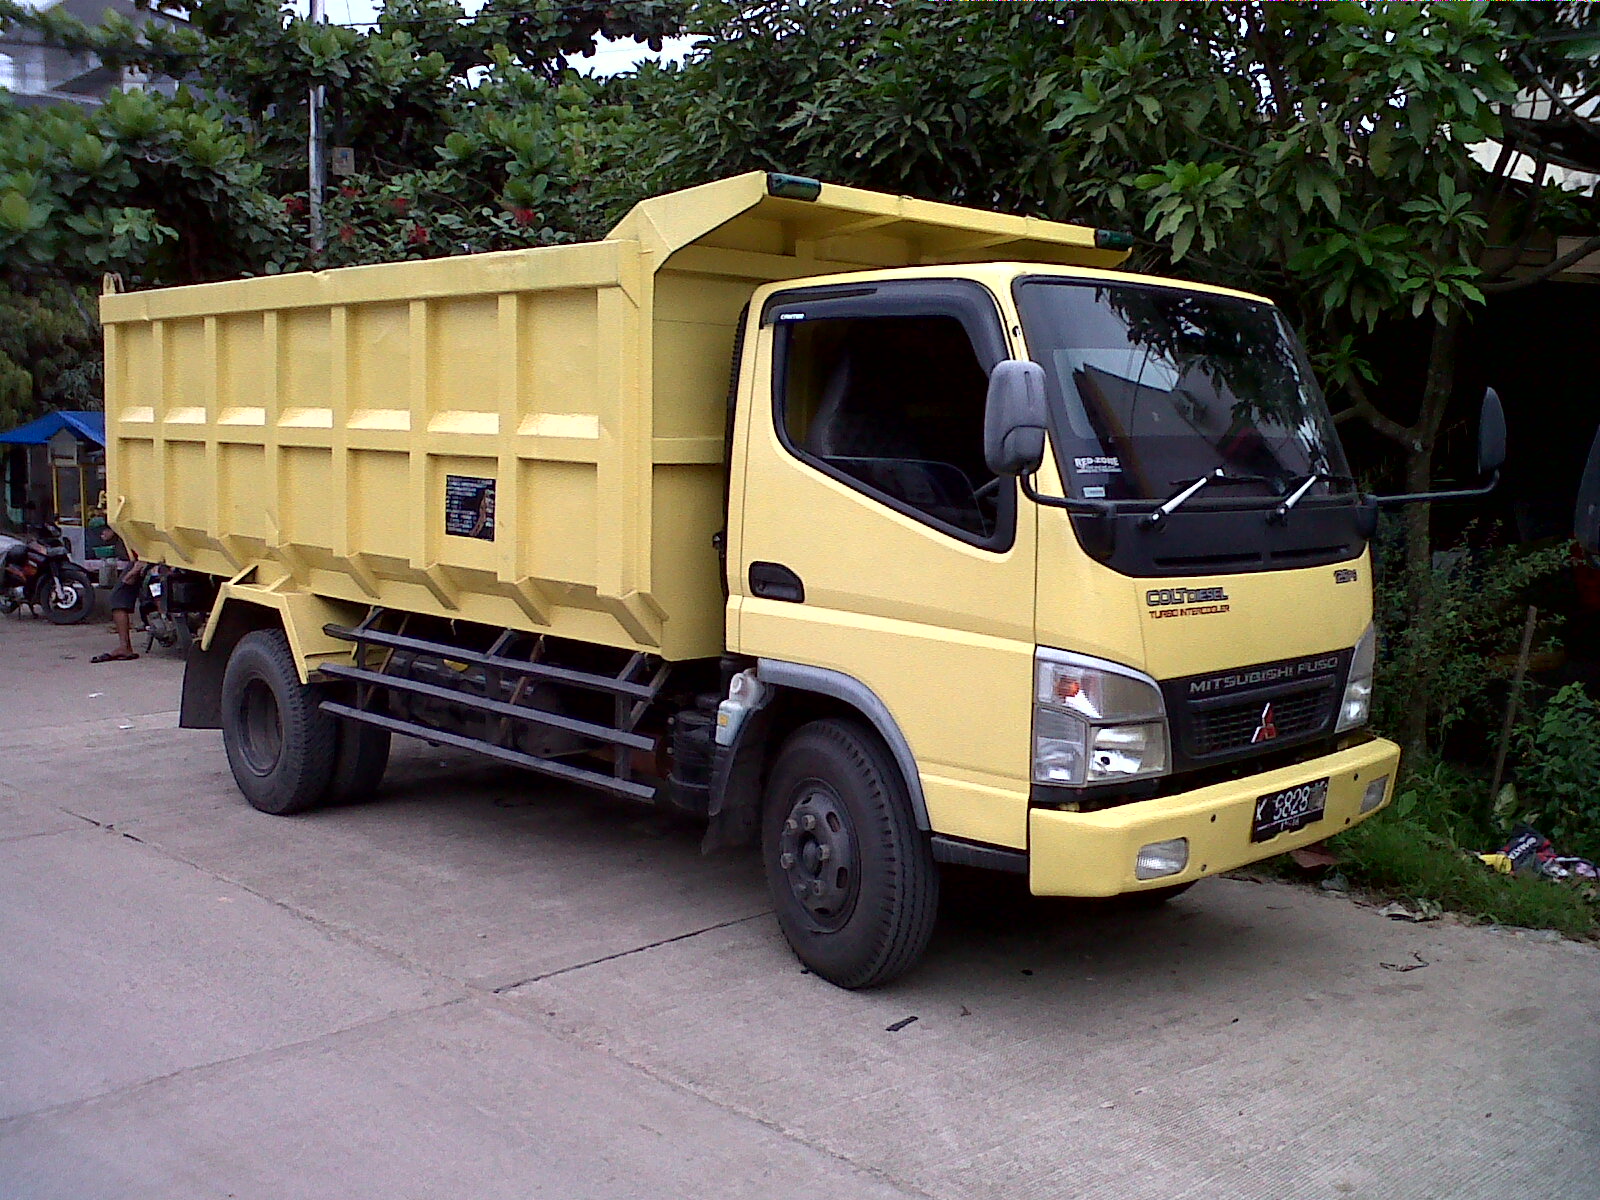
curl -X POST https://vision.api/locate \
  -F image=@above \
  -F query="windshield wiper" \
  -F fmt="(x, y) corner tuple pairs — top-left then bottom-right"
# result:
(1271, 472), (1357, 523)
(1143, 469), (1272, 527)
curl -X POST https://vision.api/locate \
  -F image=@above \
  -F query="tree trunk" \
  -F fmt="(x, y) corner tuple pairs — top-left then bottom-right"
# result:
(1397, 311), (1463, 760)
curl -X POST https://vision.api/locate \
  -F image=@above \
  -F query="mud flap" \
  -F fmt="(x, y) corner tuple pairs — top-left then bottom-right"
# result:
(701, 705), (773, 853)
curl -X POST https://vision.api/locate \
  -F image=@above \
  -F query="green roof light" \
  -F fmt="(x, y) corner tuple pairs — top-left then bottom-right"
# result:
(1095, 229), (1135, 251)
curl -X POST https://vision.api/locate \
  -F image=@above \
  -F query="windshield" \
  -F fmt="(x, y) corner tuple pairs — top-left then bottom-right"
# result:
(1013, 279), (1350, 504)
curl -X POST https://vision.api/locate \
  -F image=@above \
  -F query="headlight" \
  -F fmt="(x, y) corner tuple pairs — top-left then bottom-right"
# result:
(1033, 650), (1169, 786)
(1335, 624), (1376, 733)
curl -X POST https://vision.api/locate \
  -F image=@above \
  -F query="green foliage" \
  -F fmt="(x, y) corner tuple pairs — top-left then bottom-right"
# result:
(1385, 755), (1498, 849)
(1510, 684), (1600, 860)
(1310, 751), (1598, 937)
(1371, 524), (1569, 754)
(646, 1), (1062, 208)
(656, 3), (1599, 444)
(0, 0), (683, 422)
(0, 87), (283, 284)
(0, 278), (103, 430)
(0, 0), (687, 286)
(1333, 799), (1597, 938)
(304, 69), (655, 269)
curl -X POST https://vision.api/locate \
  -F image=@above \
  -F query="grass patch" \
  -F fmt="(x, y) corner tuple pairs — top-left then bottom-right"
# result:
(1331, 808), (1598, 939)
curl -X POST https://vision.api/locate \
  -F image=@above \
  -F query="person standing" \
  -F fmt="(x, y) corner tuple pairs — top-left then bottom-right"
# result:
(92, 555), (148, 663)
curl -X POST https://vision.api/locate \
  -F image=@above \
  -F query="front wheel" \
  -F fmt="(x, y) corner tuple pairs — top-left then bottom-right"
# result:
(762, 719), (939, 989)
(42, 567), (94, 625)
(221, 629), (338, 815)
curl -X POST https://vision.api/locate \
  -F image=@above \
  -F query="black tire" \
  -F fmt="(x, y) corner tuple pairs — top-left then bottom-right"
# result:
(172, 612), (195, 656)
(221, 629), (338, 815)
(762, 718), (939, 989)
(43, 567), (94, 625)
(324, 719), (391, 805)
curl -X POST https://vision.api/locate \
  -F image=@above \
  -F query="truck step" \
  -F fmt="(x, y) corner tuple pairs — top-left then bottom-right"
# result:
(317, 661), (655, 751)
(320, 701), (657, 801)
(322, 623), (657, 698)
(317, 614), (672, 804)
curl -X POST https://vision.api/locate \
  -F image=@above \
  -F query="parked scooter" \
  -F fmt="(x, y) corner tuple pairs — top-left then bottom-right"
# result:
(0, 524), (95, 624)
(137, 564), (213, 653)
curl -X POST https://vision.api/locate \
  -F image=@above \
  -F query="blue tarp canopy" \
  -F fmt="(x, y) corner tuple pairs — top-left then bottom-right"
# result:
(0, 411), (105, 447)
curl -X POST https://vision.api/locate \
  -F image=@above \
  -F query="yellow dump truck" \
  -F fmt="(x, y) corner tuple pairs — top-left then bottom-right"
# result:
(105, 172), (1503, 987)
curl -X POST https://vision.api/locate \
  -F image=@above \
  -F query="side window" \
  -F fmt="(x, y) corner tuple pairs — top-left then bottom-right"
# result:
(776, 313), (1006, 545)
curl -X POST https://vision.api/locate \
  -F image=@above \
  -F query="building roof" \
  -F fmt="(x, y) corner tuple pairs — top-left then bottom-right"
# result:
(0, 410), (105, 446)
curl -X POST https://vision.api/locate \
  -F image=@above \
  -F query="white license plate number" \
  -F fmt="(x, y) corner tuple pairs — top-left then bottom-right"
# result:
(1251, 778), (1329, 842)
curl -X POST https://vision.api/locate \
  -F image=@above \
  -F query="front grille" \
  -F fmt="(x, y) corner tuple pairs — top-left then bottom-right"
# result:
(1189, 686), (1334, 756)
(1161, 649), (1352, 771)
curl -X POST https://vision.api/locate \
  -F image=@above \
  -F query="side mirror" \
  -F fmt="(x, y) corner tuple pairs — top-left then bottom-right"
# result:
(983, 360), (1048, 477)
(1478, 387), (1506, 477)
(1376, 384), (1507, 509)
(1577, 425), (1600, 555)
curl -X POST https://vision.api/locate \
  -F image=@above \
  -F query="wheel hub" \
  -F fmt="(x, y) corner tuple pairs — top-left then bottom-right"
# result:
(238, 679), (284, 776)
(777, 785), (859, 931)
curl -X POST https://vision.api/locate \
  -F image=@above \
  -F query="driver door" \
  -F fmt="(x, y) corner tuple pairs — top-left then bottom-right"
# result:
(730, 279), (1038, 849)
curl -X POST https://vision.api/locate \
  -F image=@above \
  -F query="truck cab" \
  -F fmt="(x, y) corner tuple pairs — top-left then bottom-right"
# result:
(723, 261), (1397, 980)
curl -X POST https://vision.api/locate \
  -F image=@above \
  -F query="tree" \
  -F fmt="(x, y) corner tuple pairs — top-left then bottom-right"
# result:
(649, 0), (1600, 756)
(0, 278), (102, 431)
(0, 0), (684, 422)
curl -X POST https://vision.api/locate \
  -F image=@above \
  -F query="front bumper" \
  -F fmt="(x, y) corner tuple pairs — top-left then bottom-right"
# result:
(1028, 736), (1400, 896)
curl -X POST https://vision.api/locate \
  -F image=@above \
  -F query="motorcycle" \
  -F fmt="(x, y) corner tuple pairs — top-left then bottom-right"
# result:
(136, 564), (213, 653)
(0, 524), (96, 624)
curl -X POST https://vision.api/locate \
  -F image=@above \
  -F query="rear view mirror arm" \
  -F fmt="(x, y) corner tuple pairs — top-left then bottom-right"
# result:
(1019, 472), (1116, 516)
(1372, 470), (1500, 507)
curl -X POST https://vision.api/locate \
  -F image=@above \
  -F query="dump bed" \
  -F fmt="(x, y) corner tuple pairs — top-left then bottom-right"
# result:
(103, 172), (1125, 659)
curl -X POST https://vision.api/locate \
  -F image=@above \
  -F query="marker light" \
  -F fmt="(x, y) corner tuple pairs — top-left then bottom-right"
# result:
(767, 173), (822, 201)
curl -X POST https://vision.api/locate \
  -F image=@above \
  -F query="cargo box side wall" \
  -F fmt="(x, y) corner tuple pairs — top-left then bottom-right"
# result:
(105, 240), (734, 661)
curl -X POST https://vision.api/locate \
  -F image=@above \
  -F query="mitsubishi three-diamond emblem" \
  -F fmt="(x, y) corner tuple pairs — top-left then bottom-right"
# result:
(1251, 702), (1279, 744)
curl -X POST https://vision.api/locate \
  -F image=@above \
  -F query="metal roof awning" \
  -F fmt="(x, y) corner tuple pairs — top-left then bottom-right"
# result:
(0, 410), (106, 447)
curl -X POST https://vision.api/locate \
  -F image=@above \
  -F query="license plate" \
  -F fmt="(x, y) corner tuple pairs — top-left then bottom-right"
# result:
(1251, 777), (1329, 842)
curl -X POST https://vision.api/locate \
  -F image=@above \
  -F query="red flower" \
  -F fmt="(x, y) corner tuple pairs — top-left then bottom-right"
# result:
(511, 207), (537, 227)
(283, 195), (308, 215)
(406, 223), (429, 246)
(338, 224), (355, 244)
(388, 196), (410, 215)
(339, 185), (358, 199)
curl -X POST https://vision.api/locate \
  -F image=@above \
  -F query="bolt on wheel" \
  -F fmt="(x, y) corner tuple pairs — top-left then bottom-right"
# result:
(776, 784), (860, 931)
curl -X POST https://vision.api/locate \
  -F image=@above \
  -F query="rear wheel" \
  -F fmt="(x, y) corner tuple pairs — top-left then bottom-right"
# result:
(324, 720), (390, 805)
(762, 718), (939, 989)
(221, 629), (337, 815)
(173, 612), (195, 656)
(43, 566), (94, 625)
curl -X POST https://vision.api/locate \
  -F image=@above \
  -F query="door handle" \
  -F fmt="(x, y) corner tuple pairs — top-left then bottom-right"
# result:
(748, 561), (805, 603)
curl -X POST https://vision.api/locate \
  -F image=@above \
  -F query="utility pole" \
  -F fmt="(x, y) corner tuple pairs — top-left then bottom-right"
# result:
(308, 0), (326, 254)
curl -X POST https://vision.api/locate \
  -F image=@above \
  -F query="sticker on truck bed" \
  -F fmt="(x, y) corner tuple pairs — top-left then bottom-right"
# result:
(446, 475), (496, 541)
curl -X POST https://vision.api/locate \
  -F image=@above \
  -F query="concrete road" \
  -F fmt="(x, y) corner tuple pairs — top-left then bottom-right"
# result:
(1, 615), (1596, 1199)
